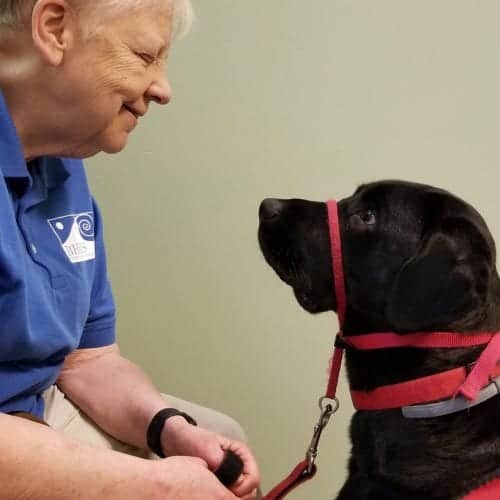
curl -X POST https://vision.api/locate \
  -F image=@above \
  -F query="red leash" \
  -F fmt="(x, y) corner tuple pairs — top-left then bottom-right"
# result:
(264, 200), (500, 500)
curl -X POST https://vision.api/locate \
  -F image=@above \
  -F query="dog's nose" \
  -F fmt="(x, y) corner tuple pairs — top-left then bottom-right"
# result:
(259, 199), (283, 221)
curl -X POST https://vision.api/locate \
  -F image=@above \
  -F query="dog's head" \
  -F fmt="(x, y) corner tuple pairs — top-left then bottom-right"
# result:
(258, 180), (499, 333)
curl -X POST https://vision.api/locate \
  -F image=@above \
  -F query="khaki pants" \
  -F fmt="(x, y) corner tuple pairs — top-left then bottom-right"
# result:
(43, 385), (247, 458)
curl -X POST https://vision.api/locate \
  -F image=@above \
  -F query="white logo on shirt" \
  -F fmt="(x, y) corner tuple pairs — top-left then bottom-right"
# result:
(48, 212), (95, 263)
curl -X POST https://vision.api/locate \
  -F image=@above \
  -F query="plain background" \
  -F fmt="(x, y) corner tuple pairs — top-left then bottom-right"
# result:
(87, 1), (500, 498)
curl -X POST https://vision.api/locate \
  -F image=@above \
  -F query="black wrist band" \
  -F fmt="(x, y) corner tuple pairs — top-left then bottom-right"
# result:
(147, 408), (197, 458)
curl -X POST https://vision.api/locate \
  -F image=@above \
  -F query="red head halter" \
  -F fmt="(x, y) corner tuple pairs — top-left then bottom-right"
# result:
(325, 199), (500, 409)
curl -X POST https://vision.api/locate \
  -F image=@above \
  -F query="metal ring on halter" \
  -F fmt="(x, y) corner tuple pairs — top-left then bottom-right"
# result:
(305, 396), (340, 474)
(319, 396), (340, 414)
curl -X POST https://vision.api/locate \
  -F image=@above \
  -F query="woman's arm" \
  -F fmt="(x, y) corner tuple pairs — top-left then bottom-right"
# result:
(0, 413), (156, 500)
(0, 411), (241, 499)
(56, 344), (260, 498)
(56, 343), (175, 451)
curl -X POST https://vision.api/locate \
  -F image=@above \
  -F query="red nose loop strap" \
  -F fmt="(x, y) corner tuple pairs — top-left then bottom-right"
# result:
(327, 200), (347, 327)
(325, 200), (347, 401)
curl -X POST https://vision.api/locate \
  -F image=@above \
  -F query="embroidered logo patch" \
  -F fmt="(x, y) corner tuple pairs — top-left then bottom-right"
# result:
(48, 212), (95, 263)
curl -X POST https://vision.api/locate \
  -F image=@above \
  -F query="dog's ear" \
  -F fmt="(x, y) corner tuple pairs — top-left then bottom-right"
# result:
(385, 216), (493, 331)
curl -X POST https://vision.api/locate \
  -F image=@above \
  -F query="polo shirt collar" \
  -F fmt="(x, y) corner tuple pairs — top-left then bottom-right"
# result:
(1, 89), (70, 192)
(39, 156), (70, 190)
(0, 89), (30, 181)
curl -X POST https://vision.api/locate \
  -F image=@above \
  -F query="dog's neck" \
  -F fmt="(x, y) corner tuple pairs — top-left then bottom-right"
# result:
(343, 275), (500, 333)
(343, 277), (500, 393)
(450, 276), (500, 331)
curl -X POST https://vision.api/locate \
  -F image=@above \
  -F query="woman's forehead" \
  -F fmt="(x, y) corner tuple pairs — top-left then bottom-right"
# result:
(82, 0), (191, 40)
(93, 3), (174, 46)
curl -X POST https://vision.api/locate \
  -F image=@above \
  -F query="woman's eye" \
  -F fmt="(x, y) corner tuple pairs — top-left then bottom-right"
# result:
(136, 52), (155, 64)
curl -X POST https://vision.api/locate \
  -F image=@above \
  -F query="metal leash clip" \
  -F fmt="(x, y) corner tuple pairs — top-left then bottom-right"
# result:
(305, 396), (339, 474)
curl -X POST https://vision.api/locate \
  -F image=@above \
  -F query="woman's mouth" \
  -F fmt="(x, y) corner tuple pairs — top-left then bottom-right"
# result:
(123, 104), (139, 118)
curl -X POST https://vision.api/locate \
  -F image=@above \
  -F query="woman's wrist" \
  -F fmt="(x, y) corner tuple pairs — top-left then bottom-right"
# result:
(147, 408), (197, 457)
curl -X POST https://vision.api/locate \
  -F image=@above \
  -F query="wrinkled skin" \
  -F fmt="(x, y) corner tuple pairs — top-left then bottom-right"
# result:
(258, 181), (500, 500)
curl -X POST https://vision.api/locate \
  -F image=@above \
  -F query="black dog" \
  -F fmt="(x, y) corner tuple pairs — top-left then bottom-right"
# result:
(258, 180), (500, 500)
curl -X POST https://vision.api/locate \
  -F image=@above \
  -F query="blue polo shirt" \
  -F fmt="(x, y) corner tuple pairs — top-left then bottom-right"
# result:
(0, 91), (116, 418)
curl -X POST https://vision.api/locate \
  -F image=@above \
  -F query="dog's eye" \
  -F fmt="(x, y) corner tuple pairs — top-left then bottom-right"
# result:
(350, 210), (376, 229)
(359, 210), (376, 225)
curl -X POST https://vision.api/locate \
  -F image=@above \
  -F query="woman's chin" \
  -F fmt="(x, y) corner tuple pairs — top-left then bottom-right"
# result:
(70, 127), (132, 158)
(100, 132), (130, 155)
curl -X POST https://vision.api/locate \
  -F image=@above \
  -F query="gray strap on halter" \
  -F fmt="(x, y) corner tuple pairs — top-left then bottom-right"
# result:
(402, 376), (500, 419)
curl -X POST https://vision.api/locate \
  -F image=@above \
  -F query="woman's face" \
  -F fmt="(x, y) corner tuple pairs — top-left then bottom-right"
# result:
(55, 4), (173, 157)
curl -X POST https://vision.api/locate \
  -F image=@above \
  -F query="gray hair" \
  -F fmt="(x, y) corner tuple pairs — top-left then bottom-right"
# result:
(0, 0), (194, 39)
(0, 1), (28, 27)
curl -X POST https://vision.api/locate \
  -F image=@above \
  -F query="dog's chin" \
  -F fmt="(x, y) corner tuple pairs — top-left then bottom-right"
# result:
(293, 288), (324, 314)
(264, 259), (295, 288)
(260, 252), (332, 313)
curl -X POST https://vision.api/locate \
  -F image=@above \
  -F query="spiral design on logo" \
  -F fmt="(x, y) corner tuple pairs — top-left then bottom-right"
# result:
(76, 214), (94, 241)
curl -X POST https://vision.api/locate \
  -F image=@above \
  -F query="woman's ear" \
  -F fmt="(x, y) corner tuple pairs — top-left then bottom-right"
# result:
(385, 217), (492, 332)
(31, 0), (75, 66)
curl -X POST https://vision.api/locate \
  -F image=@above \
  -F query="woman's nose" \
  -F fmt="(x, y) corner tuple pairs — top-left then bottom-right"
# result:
(147, 74), (172, 105)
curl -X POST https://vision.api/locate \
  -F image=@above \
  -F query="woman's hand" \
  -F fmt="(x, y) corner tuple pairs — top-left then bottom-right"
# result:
(161, 417), (261, 499)
(148, 456), (240, 500)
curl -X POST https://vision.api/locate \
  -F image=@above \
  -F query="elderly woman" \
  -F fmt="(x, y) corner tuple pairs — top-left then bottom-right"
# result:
(0, 0), (260, 498)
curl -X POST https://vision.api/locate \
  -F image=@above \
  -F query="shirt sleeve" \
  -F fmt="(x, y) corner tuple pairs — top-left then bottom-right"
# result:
(78, 197), (116, 348)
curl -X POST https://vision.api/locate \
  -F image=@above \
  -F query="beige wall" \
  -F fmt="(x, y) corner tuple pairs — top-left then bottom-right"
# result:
(87, 1), (500, 498)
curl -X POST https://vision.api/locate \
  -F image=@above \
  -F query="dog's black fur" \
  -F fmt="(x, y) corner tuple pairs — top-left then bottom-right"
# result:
(258, 181), (500, 500)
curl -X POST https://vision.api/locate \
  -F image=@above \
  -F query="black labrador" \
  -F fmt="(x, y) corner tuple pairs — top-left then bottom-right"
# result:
(258, 180), (500, 500)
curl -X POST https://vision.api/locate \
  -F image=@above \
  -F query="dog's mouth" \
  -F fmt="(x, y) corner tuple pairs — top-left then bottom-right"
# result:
(293, 288), (324, 313)
(263, 253), (296, 288)
(259, 229), (324, 313)
(265, 259), (324, 313)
